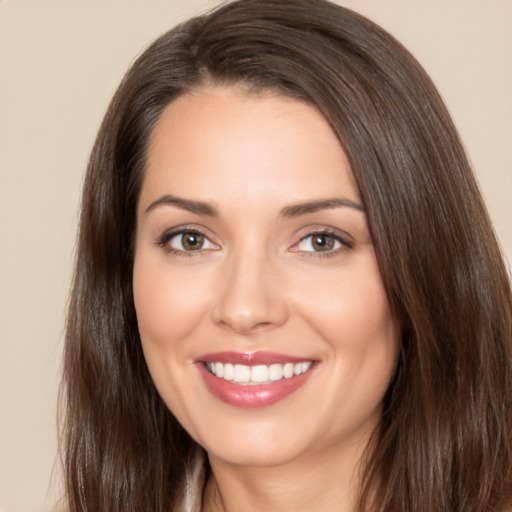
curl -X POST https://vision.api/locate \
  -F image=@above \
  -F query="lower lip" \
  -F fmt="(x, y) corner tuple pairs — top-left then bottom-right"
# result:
(197, 363), (315, 408)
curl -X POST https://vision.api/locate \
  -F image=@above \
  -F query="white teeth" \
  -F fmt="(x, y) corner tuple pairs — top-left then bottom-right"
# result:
(234, 364), (251, 383)
(223, 363), (234, 381)
(301, 362), (311, 373)
(269, 363), (283, 381)
(251, 365), (269, 383)
(283, 363), (294, 379)
(206, 361), (313, 384)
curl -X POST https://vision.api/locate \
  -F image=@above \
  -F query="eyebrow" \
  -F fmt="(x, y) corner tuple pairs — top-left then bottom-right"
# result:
(144, 194), (218, 216)
(280, 198), (365, 217)
(144, 194), (365, 217)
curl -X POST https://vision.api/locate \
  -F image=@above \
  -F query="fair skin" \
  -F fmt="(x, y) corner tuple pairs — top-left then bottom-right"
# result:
(133, 86), (399, 512)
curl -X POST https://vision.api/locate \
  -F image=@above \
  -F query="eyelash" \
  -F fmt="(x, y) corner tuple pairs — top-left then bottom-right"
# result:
(292, 229), (353, 258)
(156, 227), (353, 258)
(156, 227), (217, 257)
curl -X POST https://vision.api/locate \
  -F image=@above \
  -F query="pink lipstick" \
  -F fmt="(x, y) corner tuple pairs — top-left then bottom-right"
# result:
(195, 351), (316, 408)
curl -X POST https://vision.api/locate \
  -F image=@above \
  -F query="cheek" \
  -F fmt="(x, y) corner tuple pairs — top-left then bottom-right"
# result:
(133, 255), (213, 347)
(298, 265), (396, 344)
(293, 259), (399, 395)
(297, 266), (399, 430)
(132, 252), (211, 428)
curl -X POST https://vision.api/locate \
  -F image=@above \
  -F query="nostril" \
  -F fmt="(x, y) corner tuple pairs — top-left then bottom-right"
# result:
(217, 315), (275, 335)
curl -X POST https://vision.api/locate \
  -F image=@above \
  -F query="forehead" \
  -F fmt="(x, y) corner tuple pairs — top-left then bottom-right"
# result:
(140, 86), (360, 211)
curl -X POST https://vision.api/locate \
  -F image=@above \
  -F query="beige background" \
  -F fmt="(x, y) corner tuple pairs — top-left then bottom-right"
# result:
(1, 1), (511, 510)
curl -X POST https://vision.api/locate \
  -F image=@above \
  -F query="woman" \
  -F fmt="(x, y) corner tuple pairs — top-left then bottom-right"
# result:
(62, 0), (512, 510)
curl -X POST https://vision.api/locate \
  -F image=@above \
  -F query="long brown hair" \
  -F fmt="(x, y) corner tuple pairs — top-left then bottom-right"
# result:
(62, 0), (512, 510)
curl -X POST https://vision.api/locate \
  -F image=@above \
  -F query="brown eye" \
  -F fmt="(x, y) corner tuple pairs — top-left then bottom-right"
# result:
(180, 232), (205, 250)
(297, 233), (342, 253)
(164, 230), (218, 253)
(311, 234), (335, 252)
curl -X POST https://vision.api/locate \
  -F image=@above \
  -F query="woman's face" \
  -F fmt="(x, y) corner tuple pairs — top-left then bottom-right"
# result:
(133, 86), (399, 469)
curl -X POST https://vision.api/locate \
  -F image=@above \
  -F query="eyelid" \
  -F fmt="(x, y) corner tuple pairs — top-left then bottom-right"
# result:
(289, 226), (354, 255)
(170, 232), (217, 251)
(155, 225), (220, 253)
(154, 224), (353, 257)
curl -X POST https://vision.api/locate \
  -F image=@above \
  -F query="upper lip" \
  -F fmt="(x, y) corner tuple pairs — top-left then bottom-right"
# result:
(195, 351), (315, 366)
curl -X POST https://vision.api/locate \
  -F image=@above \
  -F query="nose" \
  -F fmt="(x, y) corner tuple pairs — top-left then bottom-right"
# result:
(212, 251), (289, 335)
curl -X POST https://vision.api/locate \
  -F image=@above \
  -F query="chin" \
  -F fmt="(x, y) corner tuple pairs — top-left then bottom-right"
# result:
(204, 431), (308, 468)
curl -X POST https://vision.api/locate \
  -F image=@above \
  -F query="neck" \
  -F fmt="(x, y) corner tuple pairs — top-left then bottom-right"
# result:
(202, 437), (373, 512)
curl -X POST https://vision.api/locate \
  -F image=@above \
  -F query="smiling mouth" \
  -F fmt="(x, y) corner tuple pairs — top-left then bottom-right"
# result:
(204, 361), (313, 385)
(197, 352), (317, 407)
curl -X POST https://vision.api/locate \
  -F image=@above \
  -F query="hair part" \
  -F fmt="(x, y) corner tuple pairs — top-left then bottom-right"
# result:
(62, 1), (512, 510)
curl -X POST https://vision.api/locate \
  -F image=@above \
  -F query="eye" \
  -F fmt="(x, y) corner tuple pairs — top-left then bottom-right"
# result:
(161, 230), (218, 252)
(294, 231), (352, 254)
